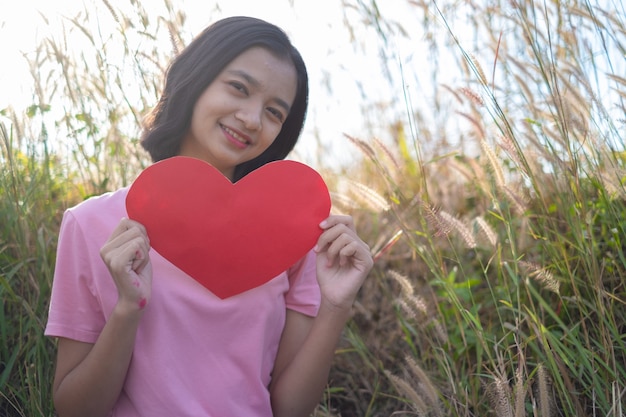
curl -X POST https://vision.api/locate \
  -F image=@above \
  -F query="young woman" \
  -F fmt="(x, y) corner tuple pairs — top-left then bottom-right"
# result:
(45, 16), (373, 417)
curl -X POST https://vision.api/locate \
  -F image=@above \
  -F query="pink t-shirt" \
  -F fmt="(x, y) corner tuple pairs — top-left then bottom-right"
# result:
(45, 187), (321, 417)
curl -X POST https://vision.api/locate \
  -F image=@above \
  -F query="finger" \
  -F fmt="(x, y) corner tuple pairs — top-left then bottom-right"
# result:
(322, 232), (353, 261)
(123, 237), (150, 273)
(316, 223), (355, 252)
(102, 235), (150, 275)
(130, 241), (150, 274)
(108, 218), (149, 242)
(123, 218), (148, 235)
(319, 215), (355, 232)
(335, 241), (360, 267)
(323, 233), (369, 268)
(104, 223), (149, 255)
(340, 240), (373, 269)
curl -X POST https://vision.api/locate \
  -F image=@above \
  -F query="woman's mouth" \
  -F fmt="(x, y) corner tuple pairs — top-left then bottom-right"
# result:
(222, 125), (250, 148)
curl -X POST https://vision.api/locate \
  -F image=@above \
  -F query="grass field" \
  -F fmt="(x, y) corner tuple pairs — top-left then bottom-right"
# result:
(1, 0), (625, 416)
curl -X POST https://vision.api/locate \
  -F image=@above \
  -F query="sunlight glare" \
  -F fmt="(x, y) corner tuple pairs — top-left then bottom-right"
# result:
(0, 0), (82, 109)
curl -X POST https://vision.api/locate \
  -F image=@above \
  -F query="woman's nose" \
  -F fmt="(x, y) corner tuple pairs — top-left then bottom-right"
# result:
(235, 103), (262, 131)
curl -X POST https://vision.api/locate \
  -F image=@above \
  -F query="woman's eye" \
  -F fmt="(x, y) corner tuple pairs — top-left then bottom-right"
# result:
(230, 82), (248, 94)
(267, 107), (285, 122)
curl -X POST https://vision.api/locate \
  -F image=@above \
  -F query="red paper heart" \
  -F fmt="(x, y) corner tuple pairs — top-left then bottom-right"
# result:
(126, 156), (331, 299)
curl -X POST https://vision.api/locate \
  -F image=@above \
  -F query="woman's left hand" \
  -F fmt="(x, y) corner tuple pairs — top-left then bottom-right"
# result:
(314, 215), (373, 311)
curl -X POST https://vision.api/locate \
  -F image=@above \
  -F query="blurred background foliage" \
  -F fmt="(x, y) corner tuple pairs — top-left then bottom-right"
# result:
(1, 0), (625, 416)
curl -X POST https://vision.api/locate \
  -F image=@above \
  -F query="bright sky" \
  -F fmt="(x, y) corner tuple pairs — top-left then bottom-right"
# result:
(3, 1), (623, 170)
(0, 0), (427, 168)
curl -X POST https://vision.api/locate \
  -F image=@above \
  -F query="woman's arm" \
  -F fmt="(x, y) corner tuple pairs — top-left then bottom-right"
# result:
(270, 215), (373, 417)
(270, 305), (353, 417)
(53, 306), (142, 417)
(52, 219), (152, 417)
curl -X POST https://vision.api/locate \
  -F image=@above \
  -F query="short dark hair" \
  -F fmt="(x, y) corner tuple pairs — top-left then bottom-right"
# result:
(141, 16), (309, 181)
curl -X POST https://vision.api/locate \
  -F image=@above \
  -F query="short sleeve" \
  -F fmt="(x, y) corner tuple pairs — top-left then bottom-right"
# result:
(44, 210), (106, 343)
(284, 249), (320, 317)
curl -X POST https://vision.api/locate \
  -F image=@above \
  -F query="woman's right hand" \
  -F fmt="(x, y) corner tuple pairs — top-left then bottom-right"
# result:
(54, 218), (152, 417)
(100, 218), (152, 313)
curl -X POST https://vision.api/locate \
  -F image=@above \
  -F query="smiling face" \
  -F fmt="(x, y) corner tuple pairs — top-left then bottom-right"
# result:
(179, 47), (298, 181)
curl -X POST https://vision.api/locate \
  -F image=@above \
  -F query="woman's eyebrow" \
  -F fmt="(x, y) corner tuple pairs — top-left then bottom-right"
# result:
(226, 69), (291, 113)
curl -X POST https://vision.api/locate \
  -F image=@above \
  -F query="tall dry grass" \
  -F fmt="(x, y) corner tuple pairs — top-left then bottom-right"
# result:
(322, 0), (626, 416)
(1, 2), (186, 415)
